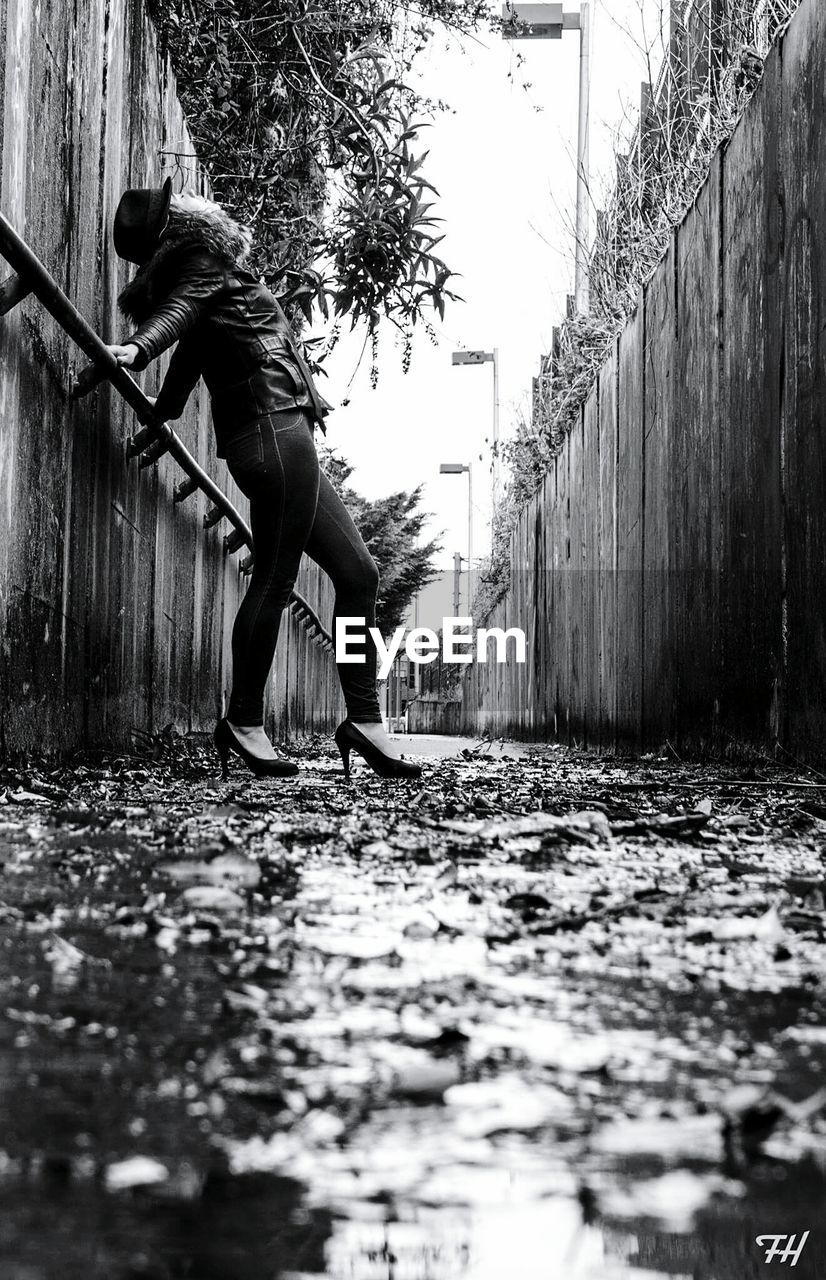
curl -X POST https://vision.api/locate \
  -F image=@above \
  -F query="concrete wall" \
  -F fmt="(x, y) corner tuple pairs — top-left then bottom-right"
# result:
(0, 0), (342, 756)
(461, 0), (826, 759)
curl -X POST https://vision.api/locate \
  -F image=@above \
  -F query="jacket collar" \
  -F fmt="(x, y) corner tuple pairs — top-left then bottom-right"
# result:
(118, 202), (251, 323)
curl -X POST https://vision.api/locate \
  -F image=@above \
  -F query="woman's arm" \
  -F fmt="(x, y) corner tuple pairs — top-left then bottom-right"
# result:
(153, 335), (203, 421)
(116, 246), (227, 372)
(103, 336), (203, 421)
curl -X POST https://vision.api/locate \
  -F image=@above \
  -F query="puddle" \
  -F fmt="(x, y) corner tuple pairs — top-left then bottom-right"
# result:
(0, 747), (825, 1277)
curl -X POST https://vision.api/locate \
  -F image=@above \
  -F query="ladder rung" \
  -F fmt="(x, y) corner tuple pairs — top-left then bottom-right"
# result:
(204, 505), (224, 528)
(138, 436), (170, 468)
(127, 426), (157, 458)
(0, 272), (32, 316)
(224, 529), (246, 553)
(173, 476), (200, 503)
(71, 360), (106, 399)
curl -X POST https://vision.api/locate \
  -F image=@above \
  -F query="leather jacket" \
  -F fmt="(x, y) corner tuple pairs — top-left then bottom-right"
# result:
(124, 241), (332, 457)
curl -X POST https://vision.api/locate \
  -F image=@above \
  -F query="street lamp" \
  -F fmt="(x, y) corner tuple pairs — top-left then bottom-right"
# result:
(439, 462), (473, 611)
(502, 2), (592, 313)
(451, 349), (500, 501)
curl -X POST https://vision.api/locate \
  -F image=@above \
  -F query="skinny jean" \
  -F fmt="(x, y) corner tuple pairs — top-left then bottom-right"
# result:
(223, 408), (382, 726)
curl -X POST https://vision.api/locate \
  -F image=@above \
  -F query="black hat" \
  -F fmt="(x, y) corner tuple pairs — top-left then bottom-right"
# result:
(113, 176), (173, 264)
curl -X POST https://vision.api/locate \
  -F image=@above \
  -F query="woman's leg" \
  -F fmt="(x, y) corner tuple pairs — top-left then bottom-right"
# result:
(225, 413), (320, 750)
(303, 471), (389, 727)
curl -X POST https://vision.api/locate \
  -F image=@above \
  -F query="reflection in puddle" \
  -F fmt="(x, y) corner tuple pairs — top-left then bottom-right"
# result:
(3, 754), (826, 1280)
(321, 1201), (685, 1280)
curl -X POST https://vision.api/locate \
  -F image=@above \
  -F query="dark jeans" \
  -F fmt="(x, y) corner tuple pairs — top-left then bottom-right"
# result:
(223, 409), (382, 726)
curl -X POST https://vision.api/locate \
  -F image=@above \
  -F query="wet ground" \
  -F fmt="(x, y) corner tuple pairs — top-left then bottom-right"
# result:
(1, 733), (825, 1279)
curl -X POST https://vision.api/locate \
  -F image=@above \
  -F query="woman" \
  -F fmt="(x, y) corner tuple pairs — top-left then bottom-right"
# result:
(107, 177), (420, 782)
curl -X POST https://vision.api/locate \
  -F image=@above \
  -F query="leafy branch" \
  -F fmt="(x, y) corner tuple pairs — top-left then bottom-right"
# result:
(147, 0), (484, 363)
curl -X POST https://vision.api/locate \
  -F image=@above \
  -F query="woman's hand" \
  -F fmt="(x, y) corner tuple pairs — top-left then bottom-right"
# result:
(106, 343), (140, 367)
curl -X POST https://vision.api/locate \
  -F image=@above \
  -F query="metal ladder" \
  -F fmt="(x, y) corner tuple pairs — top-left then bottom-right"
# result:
(0, 211), (333, 651)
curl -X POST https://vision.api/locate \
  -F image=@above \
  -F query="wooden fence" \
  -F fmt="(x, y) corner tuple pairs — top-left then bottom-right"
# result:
(460, 0), (826, 759)
(408, 696), (462, 737)
(0, 0), (341, 756)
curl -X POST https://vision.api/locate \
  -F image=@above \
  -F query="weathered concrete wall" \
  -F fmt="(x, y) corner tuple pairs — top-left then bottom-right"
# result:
(461, 0), (826, 759)
(0, 0), (342, 756)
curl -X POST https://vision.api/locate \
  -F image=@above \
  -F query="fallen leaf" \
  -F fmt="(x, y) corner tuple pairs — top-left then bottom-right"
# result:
(160, 853), (260, 890)
(105, 1156), (169, 1192)
(439, 809), (612, 846)
(391, 1057), (461, 1098)
(44, 934), (89, 977)
(686, 905), (785, 943)
(593, 1114), (722, 1161)
(612, 811), (709, 838)
(603, 1169), (733, 1233)
(505, 892), (552, 913)
(181, 885), (245, 912)
(8, 789), (48, 804)
(444, 1075), (575, 1136)
(401, 910), (440, 939)
(299, 929), (398, 960)
(361, 840), (396, 857)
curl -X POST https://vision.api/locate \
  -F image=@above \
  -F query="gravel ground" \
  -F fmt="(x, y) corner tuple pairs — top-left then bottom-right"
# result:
(0, 735), (825, 1279)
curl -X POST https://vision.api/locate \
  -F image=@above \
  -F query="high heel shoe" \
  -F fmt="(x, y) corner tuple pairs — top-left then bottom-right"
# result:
(334, 719), (422, 781)
(213, 718), (299, 780)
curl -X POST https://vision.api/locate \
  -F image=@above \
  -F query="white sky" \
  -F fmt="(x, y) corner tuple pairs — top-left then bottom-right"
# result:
(315, 1), (667, 603)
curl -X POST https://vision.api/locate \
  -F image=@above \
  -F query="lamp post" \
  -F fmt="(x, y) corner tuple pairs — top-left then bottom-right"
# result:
(451, 349), (500, 501)
(502, 2), (592, 313)
(439, 462), (473, 610)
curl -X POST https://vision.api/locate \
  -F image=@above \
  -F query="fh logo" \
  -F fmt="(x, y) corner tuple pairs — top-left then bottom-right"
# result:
(755, 1233), (810, 1266)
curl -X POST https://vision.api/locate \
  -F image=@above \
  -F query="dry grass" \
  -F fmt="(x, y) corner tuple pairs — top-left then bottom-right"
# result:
(538, 0), (800, 460)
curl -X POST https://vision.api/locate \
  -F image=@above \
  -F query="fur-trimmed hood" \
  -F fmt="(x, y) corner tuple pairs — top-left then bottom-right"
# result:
(118, 197), (252, 324)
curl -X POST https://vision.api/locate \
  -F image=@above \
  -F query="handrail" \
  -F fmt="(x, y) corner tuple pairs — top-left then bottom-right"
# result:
(0, 211), (333, 650)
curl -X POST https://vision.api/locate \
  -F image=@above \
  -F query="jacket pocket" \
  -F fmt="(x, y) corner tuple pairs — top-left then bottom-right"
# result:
(258, 342), (307, 399)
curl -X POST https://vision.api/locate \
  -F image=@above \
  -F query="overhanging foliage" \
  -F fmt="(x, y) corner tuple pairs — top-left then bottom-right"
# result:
(148, 0), (488, 355)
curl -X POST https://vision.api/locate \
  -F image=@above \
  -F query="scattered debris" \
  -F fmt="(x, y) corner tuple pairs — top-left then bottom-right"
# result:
(0, 739), (824, 1274)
